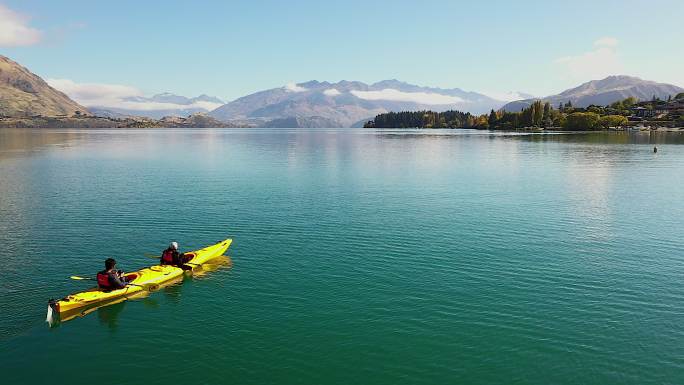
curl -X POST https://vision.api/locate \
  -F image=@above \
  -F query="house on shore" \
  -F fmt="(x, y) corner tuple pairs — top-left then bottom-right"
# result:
(630, 100), (684, 119)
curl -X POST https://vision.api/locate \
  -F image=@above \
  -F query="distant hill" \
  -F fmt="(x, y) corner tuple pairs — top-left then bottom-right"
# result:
(264, 116), (342, 128)
(0, 111), (240, 129)
(503, 76), (684, 111)
(84, 92), (225, 119)
(128, 92), (224, 105)
(158, 112), (235, 128)
(210, 80), (506, 127)
(0, 55), (87, 117)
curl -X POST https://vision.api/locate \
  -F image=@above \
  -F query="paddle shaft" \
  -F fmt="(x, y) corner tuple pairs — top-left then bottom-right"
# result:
(70, 276), (148, 288)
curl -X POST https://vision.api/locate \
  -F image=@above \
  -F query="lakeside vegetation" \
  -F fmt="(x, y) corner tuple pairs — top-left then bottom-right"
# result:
(364, 93), (684, 130)
(0, 113), (239, 129)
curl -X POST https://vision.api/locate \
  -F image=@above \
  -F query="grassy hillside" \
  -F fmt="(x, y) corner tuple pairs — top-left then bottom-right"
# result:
(0, 56), (88, 117)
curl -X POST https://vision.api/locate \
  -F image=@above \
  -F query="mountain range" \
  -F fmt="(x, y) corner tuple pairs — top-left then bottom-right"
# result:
(71, 92), (225, 119)
(503, 76), (684, 111)
(1, 54), (683, 127)
(209, 80), (508, 127)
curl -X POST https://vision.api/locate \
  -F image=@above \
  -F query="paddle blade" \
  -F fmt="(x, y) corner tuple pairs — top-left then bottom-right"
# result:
(70, 276), (90, 280)
(46, 304), (54, 325)
(46, 301), (59, 326)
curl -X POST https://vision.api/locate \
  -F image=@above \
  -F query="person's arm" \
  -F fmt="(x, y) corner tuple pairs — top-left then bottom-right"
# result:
(108, 272), (127, 289)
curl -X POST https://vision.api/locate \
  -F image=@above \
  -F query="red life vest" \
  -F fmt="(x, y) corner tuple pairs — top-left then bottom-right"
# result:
(162, 249), (175, 263)
(97, 271), (111, 289)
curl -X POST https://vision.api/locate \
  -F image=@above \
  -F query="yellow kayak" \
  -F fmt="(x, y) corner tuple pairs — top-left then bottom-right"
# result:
(47, 238), (232, 324)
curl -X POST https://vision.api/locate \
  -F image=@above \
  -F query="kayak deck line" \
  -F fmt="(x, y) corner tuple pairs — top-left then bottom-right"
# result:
(46, 238), (232, 326)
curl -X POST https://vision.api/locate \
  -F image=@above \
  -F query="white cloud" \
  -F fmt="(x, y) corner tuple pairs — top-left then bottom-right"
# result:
(483, 91), (533, 102)
(351, 89), (464, 105)
(323, 88), (341, 96)
(189, 100), (224, 111)
(48, 79), (142, 106)
(0, 4), (41, 47)
(555, 37), (624, 81)
(284, 82), (307, 92)
(47, 78), (223, 112)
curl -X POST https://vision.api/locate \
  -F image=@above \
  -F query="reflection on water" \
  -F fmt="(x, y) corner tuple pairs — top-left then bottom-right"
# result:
(97, 301), (127, 331)
(519, 130), (684, 145)
(372, 129), (684, 145)
(190, 255), (232, 278)
(0, 129), (84, 160)
(564, 160), (614, 240)
(161, 281), (184, 306)
(141, 296), (161, 310)
(1, 128), (684, 385)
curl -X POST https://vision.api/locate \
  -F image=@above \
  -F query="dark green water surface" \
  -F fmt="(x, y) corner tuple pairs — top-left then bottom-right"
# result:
(1, 128), (683, 384)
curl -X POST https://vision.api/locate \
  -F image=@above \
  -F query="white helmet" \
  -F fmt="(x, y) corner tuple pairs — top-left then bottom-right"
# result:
(170, 241), (178, 250)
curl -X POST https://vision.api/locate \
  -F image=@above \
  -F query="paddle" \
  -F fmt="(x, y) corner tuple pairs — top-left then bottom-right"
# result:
(70, 276), (158, 290)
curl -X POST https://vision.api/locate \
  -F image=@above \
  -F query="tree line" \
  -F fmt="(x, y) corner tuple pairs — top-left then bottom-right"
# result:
(366, 110), (478, 129)
(364, 98), (653, 130)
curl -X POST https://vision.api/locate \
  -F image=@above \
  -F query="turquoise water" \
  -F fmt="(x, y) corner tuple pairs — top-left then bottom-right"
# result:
(1, 128), (683, 384)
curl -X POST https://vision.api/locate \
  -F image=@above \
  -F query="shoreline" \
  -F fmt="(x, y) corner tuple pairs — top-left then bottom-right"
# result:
(1, 125), (683, 133)
(0, 116), (682, 132)
(0, 114), (242, 129)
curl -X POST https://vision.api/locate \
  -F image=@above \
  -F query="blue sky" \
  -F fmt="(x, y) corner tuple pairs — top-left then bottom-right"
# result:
(1, 0), (683, 102)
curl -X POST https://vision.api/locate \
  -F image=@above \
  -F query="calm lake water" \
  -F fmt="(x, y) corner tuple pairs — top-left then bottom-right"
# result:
(1, 128), (683, 384)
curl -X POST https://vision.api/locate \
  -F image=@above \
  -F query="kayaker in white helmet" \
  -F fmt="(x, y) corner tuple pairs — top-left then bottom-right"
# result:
(160, 241), (192, 270)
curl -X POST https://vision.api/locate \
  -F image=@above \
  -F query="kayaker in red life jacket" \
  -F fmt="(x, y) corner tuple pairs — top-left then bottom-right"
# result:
(96, 258), (129, 290)
(160, 241), (192, 270)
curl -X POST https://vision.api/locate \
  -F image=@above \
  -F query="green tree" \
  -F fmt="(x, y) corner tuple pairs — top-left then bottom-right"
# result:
(587, 105), (604, 114)
(543, 102), (551, 119)
(623, 97), (637, 107)
(611, 97), (637, 111)
(466, 115), (476, 128)
(520, 106), (532, 127)
(475, 115), (489, 129)
(553, 112), (567, 127)
(598, 115), (628, 128)
(532, 100), (544, 126)
(488, 109), (497, 126)
(564, 112), (601, 130)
